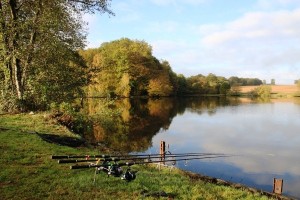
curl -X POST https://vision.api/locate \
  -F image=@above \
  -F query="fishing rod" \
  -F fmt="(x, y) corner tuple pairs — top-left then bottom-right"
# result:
(51, 152), (226, 160)
(54, 154), (232, 182)
(69, 155), (231, 181)
(56, 153), (228, 164)
(70, 155), (230, 169)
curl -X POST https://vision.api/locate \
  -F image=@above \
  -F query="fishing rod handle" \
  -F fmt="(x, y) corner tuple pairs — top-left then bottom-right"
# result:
(58, 159), (97, 164)
(58, 157), (120, 164)
(52, 155), (113, 159)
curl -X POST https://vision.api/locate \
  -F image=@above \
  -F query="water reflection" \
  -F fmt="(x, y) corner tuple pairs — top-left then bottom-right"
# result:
(148, 98), (300, 198)
(82, 98), (178, 152)
(82, 97), (300, 198)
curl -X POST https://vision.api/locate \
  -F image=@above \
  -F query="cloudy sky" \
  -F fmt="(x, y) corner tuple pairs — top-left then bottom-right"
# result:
(84, 0), (300, 84)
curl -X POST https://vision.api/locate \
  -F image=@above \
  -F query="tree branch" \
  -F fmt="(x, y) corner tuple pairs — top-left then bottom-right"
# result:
(22, 0), (43, 89)
(67, 0), (114, 15)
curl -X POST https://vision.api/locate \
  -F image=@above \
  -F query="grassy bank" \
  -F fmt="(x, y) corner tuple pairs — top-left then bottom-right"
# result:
(0, 113), (274, 199)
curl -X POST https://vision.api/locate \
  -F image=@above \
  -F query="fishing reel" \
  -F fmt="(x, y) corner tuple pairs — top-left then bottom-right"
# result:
(107, 165), (123, 177)
(107, 165), (137, 182)
(98, 164), (137, 182)
(121, 168), (136, 182)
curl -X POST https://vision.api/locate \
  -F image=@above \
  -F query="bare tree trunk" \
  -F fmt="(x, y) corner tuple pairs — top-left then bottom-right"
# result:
(9, 0), (24, 100)
(13, 57), (23, 99)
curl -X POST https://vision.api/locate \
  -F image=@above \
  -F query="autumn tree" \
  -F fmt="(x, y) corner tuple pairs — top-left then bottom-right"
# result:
(251, 85), (271, 97)
(148, 60), (175, 96)
(81, 38), (176, 97)
(176, 74), (188, 95)
(0, 0), (113, 111)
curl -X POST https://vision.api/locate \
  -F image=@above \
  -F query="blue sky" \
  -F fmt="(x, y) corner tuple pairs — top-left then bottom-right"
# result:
(84, 0), (300, 84)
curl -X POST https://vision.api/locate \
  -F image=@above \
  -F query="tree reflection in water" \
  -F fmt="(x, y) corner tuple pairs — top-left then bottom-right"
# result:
(82, 98), (178, 152)
(81, 97), (238, 153)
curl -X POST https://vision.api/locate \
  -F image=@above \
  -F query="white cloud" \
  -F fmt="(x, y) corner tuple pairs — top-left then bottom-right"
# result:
(188, 9), (300, 83)
(150, 9), (300, 81)
(257, 0), (300, 9)
(202, 9), (300, 46)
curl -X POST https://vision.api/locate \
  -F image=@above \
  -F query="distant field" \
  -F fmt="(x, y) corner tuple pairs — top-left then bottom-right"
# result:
(238, 85), (299, 94)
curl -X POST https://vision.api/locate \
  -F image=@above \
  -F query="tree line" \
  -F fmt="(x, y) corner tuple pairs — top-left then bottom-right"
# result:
(80, 38), (264, 98)
(0, 1), (264, 112)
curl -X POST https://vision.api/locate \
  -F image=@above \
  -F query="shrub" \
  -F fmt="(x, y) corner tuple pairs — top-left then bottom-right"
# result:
(250, 85), (271, 97)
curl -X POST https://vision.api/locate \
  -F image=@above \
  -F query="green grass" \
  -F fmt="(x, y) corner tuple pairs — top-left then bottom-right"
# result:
(0, 113), (273, 199)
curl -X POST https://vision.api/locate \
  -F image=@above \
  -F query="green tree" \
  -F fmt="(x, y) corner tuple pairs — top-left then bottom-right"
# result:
(219, 81), (231, 95)
(251, 85), (271, 97)
(229, 77), (262, 86)
(176, 74), (188, 95)
(86, 38), (154, 96)
(0, 0), (113, 111)
(271, 79), (275, 85)
(148, 73), (173, 96)
(82, 38), (176, 97)
(228, 76), (240, 86)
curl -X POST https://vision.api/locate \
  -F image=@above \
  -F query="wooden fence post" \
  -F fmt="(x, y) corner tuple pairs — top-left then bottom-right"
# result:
(273, 178), (283, 195)
(160, 141), (165, 164)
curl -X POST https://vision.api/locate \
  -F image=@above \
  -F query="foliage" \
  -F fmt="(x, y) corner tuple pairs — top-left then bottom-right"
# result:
(251, 85), (272, 97)
(176, 74), (188, 95)
(147, 63), (174, 97)
(0, 0), (113, 112)
(79, 38), (269, 97)
(80, 38), (176, 97)
(184, 73), (231, 95)
(219, 81), (231, 94)
(228, 76), (263, 86)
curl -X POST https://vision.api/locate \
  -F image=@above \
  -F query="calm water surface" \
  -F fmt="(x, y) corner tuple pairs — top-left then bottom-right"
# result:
(83, 97), (300, 198)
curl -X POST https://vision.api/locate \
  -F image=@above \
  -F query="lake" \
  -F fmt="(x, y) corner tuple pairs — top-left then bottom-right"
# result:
(82, 97), (300, 198)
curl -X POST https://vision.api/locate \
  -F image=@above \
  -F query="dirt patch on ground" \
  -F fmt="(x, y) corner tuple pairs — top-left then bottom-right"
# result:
(239, 85), (299, 94)
(0, 127), (9, 131)
(37, 133), (85, 147)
